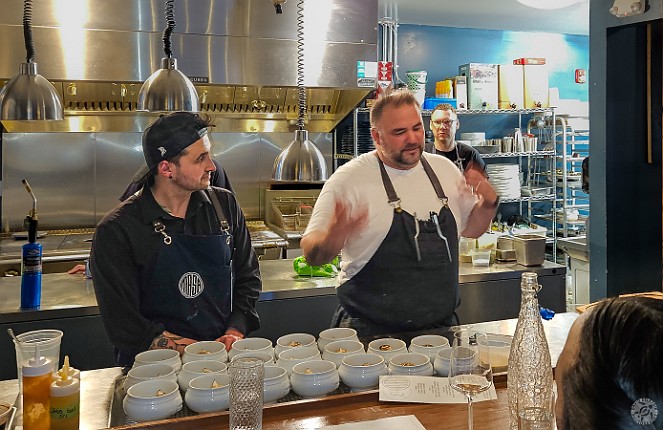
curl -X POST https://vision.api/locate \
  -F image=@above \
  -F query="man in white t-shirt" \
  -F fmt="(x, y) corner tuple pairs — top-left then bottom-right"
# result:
(301, 90), (499, 336)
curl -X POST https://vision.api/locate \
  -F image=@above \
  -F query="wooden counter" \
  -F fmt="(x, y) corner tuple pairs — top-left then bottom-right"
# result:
(0, 312), (576, 429)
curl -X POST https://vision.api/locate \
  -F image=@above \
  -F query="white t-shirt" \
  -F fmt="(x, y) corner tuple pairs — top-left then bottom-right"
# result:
(304, 151), (478, 285)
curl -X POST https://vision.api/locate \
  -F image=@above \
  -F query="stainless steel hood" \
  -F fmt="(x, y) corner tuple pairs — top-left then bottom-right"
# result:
(0, 0), (377, 133)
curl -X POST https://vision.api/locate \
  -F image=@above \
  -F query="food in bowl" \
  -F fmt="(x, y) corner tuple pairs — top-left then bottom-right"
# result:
(379, 345), (392, 351)
(288, 341), (302, 347)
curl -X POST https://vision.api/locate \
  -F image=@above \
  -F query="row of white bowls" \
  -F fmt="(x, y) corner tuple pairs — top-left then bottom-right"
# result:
(123, 330), (510, 423)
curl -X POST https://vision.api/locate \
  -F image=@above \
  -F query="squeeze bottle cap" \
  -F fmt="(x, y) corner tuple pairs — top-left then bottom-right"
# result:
(22, 345), (53, 377)
(51, 376), (80, 397)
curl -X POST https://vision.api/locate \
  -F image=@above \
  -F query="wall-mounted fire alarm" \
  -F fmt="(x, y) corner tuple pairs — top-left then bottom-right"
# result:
(575, 69), (586, 84)
(609, 0), (646, 17)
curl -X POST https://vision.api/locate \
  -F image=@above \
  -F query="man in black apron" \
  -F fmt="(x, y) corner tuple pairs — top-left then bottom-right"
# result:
(91, 112), (261, 366)
(302, 91), (498, 337)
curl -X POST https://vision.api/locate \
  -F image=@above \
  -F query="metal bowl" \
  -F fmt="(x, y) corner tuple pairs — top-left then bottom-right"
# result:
(474, 145), (500, 154)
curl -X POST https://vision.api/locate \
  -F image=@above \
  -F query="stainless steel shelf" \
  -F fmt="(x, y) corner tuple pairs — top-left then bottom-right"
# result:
(482, 150), (554, 158)
(501, 194), (556, 203)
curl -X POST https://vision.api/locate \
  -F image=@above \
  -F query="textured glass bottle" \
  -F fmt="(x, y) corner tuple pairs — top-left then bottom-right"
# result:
(507, 272), (553, 430)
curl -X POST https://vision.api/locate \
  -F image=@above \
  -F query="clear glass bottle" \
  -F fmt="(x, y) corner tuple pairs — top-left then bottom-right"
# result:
(507, 272), (553, 430)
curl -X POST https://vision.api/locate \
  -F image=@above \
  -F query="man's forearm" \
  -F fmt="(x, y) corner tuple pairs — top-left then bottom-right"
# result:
(150, 330), (198, 355)
(301, 230), (342, 266)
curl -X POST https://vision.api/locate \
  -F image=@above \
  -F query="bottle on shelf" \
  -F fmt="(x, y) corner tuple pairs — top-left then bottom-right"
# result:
(506, 272), (554, 430)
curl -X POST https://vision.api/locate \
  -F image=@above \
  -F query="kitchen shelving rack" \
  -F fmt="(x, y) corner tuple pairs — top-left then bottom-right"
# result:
(336, 106), (559, 260)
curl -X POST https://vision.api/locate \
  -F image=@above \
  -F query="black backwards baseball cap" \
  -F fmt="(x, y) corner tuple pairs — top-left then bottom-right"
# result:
(142, 111), (210, 171)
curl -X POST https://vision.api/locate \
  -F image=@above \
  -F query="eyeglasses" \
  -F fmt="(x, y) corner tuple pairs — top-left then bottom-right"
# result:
(431, 119), (457, 128)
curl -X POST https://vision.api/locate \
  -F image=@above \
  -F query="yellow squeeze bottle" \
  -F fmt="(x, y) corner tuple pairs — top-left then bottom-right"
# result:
(50, 356), (80, 430)
(22, 345), (53, 430)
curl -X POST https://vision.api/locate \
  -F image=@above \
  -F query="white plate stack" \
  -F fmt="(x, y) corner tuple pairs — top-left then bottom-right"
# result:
(486, 164), (520, 199)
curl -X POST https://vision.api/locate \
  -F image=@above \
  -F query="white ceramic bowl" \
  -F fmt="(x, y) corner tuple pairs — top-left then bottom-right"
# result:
(133, 349), (182, 372)
(182, 341), (228, 364)
(230, 350), (275, 366)
(317, 328), (359, 352)
(290, 360), (339, 398)
(124, 363), (178, 392)
(123, 380), (182, 422)
(487, 335), (512, 369)
(322, 340), (365, 369)
(338, 353), (388, 391)
(433, 347), (453, 377)
(228, 338), (273, 361)
(408, 335), (451, 360)
(276, 347), (322, 376)
(263, 365), (290, 404)
(178, 360), (228, 392)
(185, 374), (230, 413)
(388, 353), (434, 376)
(275, 333), (318, 357)
(367, 338), (407, 362)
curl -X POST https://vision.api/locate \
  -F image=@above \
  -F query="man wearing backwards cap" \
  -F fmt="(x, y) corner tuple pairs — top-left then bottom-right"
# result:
(90, 112), (261, 367)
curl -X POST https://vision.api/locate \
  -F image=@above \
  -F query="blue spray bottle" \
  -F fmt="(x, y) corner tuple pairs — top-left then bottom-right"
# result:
(20, 179), (42, 309)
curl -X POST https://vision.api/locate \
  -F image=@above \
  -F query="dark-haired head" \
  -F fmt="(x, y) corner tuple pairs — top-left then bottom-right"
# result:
(559, 296), (663, 429)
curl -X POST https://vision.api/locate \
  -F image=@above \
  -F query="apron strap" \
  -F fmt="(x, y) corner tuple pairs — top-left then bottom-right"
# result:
(376, 153), (449, 209)
(206, 188), (230, 232)
(375, 154), (401, 211)
(420, 155), (449, 206)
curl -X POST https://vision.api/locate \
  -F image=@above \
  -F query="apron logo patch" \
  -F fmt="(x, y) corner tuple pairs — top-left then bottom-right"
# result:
(178, 272), (205, 298)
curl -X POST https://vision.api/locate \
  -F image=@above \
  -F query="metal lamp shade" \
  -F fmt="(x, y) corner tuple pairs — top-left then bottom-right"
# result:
(0, 62), (63, 121)
(137, 58), (199, 112)
(272, 129), (328, 182)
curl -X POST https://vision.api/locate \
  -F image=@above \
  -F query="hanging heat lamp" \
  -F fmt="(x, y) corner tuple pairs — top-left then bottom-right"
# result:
(272, 0), (328, 183)
(0, 0), (64, 121)
(137, 0), (199, 112)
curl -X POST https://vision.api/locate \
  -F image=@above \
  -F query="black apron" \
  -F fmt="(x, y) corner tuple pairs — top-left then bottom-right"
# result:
(143, 191), (234, 341)
(334, 155), (460, 336)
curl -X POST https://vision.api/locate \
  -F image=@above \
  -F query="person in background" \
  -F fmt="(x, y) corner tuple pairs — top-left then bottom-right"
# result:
(556, 296), (663, 429)
(425, 103), (486, 173)
(301, 90), (498, 336)
(90, 112), (261, 366)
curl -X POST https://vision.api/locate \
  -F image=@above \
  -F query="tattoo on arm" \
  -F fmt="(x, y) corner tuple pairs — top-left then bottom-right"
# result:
(150, 331), (196, 354)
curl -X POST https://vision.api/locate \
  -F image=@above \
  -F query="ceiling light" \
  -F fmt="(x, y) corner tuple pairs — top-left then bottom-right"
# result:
(137, 0), (199, 112)
(516, 0), (583, 10)
(272, 0), (328, 183)
(0, 0), (64, 121)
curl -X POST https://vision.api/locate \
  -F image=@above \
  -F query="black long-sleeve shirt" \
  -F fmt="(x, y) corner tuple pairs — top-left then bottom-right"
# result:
(90, 186), (261, 359)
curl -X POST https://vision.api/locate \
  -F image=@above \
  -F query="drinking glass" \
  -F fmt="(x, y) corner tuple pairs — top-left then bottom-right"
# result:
(449, 330), (493, 430)
(229, 357), (264, 430)
(517, 382), (556, 430)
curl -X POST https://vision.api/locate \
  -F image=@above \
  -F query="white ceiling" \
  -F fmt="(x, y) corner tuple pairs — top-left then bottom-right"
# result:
(377, 0), (590, 36)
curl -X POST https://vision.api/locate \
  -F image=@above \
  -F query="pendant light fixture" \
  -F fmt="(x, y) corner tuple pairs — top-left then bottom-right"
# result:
(516, 0), (583, 10)
(137, 0), (199, 112)
(0, 0), (63, 121)
(272, 0), (328, 183)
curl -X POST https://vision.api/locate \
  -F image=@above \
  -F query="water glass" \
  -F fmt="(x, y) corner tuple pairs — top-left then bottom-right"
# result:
(229, 357), (264, 430)
(517, 382), (555, 430)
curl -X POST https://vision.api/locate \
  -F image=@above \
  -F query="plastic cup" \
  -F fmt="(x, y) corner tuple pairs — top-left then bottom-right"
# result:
(14, 329), (63, 393)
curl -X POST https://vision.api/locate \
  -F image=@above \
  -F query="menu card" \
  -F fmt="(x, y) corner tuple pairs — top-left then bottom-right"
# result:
(379, 375), (498, 404)
(317, 415), (426, 430)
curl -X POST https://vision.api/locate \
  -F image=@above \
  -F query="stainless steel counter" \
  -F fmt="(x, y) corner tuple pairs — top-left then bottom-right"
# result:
(0, 259), (564, 324)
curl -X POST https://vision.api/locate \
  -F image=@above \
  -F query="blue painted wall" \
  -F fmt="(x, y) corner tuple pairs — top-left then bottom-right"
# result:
(392, 25), (589, 103)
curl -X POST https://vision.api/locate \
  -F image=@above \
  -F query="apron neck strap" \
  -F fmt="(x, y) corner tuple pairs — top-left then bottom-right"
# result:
(205, 188), (230, 232)
(376, 153), (449, 209)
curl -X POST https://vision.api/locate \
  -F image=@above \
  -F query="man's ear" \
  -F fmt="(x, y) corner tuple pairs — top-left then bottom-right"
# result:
(456, 119), (461, 131)
(156, 160), (173, 178)
(371, 127), (381, 148)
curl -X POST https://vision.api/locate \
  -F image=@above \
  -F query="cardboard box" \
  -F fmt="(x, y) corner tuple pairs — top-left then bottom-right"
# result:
(498, 65), (524, 109)
(513, 57), (546, 65)
(458, 63), (498, 110)
(523, 65), (549, 108)
(454, 75), (468, 110)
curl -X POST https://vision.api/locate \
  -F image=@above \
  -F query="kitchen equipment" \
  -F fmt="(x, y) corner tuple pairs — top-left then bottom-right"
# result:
(20, 179), (42, 309)
(513, 128), (524, 152)
(511, 234), (546, 266)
